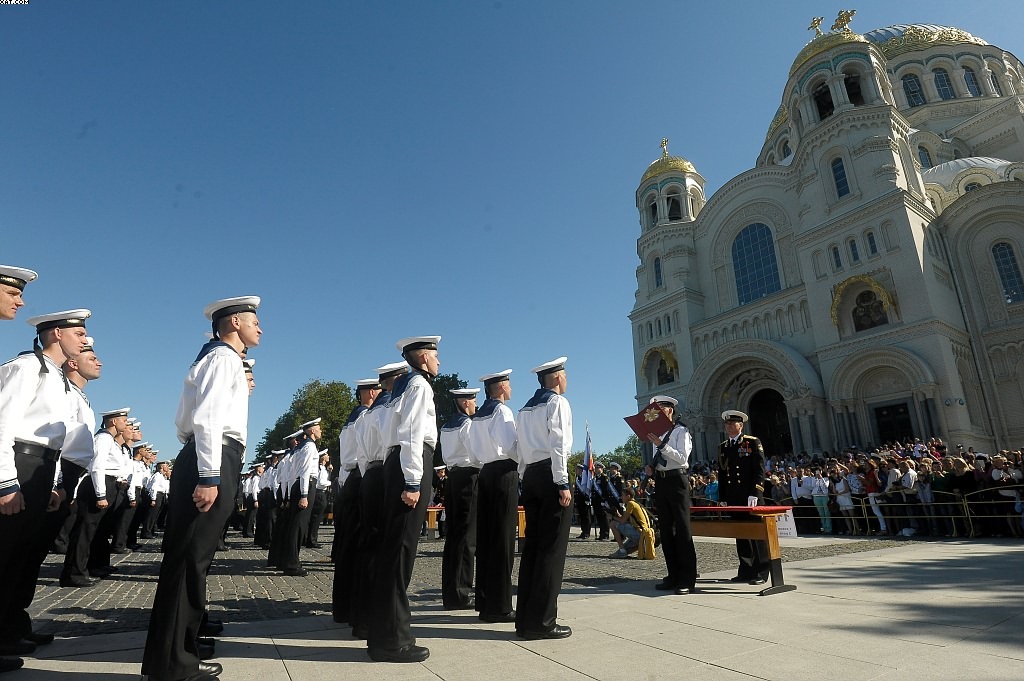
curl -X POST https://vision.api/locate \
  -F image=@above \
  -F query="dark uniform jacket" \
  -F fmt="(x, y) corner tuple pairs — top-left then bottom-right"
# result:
(717, 434), (766, 506)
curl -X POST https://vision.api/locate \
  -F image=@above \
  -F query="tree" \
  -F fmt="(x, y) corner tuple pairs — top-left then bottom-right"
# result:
(430, 372), (467, 468)
(254, 379), (358, 469)
(597, 435), (643, 478)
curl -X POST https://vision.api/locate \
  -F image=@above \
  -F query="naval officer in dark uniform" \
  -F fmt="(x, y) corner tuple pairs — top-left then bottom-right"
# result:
(646, 395), (697, 595)
(141, 296), (261, 681)
(367, 336), (440, 663)
(717, 410), (770, 585)
(514, 356), (573, 640)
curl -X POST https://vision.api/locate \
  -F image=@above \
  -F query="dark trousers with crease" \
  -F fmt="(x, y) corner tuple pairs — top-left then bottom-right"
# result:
(307, 489), (327, 544)
(368, 446), (432, 651)
(515, 461), (571, 634)
(254, 488), (275, 547)
(62, 476), (114, 580)
(441, 465), (478, 609)
(280, 480), (314, 571)
(475, 459), (517, 616)
(351, 462), (385, 630)
(653, 469), (697, 589)
(0, 447), (58, 643)
(141, 438), (242, 681)
(331, 470), (361, 622)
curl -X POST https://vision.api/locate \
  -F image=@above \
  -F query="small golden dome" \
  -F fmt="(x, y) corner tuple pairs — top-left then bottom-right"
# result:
(790, 29), (870, 77)
(641, 138), (696, 184)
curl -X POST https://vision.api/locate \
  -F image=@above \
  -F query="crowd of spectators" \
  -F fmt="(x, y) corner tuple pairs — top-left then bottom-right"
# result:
(622, 438), (1023, 540)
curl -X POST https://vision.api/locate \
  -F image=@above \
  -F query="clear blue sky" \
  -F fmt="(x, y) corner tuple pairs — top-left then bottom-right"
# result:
(3, 1), (1022, 463)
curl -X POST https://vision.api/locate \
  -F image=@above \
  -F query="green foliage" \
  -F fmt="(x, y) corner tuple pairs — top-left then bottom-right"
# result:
(430, 372), (467, 468)
(254, 379), (357, 467)
(566, 434), (643, 478)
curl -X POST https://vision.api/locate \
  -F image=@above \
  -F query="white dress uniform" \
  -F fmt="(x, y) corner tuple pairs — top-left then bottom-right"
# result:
(439, 388), (480, 611)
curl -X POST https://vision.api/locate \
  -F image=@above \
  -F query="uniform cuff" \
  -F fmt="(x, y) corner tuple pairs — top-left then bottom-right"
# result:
(404, 483), (420, 493)
(0, 481), (21, 496)
(557, 483), (570, 491)
(198, 474), (221, 486)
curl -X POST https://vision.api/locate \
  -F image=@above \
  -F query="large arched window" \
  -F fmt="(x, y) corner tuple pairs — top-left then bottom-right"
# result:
(732, 223), (782, 305)
(933, 68), (955, 100)
(812, 81), (834, 120)
(654, 257), (663, 288)
(993, 242), (1024, 303)
(844, 72), (865, 106)
(667, 193), (682, 220)
(902, 74), (926, 106)
(866, 231), (879, 256)
(831, 158), (850, 197)
(647, 200), (658, 227)
(918, 146), (933, 169)
(963, 66), (981, 96)
(990, 70), (1004, 96)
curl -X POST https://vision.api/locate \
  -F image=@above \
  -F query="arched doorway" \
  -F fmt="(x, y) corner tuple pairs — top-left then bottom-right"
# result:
(748, 389), (791, 457)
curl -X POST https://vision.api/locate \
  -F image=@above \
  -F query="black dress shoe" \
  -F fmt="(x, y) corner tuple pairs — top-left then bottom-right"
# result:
(368, 644), (429, 663)
(674, 587), (695, 595)
(197, 622), (224, 637)
(24, 632), (55, 645)
(216, 543), (228, 551)
(306, 542), (322, 549)
(479, 610), (516, 623)
(198, 660), (223, 675)
(0, 640), (35, 656)
(59, 576), (98, 588)
(516, 625), (572, 640)
(729, 575), (748, 583)
(283, 567), (308, 577)
(748, 576), (768, 585)
(351, 624), (368, 640)
(112, 548), (130, 554)
(443, 600), (475, 611)
(204, 617), (222, 627)
(654, 581), (677, 591)
(0, 657), (24, 673)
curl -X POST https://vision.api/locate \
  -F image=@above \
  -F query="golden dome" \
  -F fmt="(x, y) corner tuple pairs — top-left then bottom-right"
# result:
(641, 138), (696, 184)
(790, 29), (870, 77)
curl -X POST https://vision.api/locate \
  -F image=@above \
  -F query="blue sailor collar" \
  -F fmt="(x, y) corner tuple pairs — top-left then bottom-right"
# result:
(442, 411), (470, 430)
(389, 369), (430, 404)
(522, 388), (557, 409)
(344, 404), (369, 426)
(193, 340), (237, 365)
(474, 397), (502, 419)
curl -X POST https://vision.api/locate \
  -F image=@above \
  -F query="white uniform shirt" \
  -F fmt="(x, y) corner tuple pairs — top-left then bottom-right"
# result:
(440, 415), (475, 468)
(277, 452), (295, 499)
(0, 353), (72, 495)
(88, 431), (124, 499)
(338, 406), (369, 484)
(295, 439), (320, 495)
(389, 372), (437, 488)
(174, 344), (248, 485)
(654, 423), (691, 472)
(61, 384), (96, 469)
(260, 465), (277, 492)
(468, 399), (517, 465)
(516, 390), (573, 486)
(357, 399), (391, 473)
(147, 472), (170, 497)
(316, 464), (331, 490)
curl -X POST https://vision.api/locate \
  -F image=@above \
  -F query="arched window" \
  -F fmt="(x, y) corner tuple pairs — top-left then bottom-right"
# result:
(965, 182), (982, 192)
(848, 239), (860, 263)
(866, 231), (879, 256)
(992, 242), (1024, 303)
(647, 201), (658, 226)
(844, 72), (865, 106)
(665, 315), (671, 334)
(656, 319), (662, 337)
(812, 81), (834, 120)
(902, 74), (926, 106)
(990, 70), (1004, 96)
(918, 146), (933, 169)
(654, 257), (663, 288)
(831, 246), (842, 270)
(732, 223), (782, 305)
(647, 322), (653, 340)
(933, 68), (955, 100)
(963, 66), (981, 96)
(781, 140), (792, 158)
(831, 158), (850, 197)
(667, 193), (682, 220)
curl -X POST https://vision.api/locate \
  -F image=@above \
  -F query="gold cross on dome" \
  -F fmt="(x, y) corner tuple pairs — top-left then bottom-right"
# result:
(660, 138), (669, 157)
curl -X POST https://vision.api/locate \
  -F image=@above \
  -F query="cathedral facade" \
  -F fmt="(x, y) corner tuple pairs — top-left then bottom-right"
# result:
(630, 21), (1024, 461)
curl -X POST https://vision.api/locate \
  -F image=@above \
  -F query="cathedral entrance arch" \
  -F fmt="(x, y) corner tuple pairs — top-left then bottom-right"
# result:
(749, 389), (791, 457)
(873, 401), (913, 445)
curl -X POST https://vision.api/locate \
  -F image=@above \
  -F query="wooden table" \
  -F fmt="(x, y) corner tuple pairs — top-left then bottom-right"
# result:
(425, 506), (527, 552)
(689, 505), (796, 596)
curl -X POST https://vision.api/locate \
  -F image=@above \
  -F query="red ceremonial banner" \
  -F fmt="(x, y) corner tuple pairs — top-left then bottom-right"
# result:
(623, 404), (673, 440)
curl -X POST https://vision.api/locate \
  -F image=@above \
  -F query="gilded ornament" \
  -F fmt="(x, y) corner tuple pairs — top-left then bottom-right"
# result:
(829, 274), (897, 326)
(641, 138), (696, 183)
(874, 25), (988, 59)
(644, 407), (661, 423)
(765, 104), (789, 142)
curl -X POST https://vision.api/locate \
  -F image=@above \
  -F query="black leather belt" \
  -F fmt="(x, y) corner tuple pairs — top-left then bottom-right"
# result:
(365, 460), (384, 470)
(527, 458), (551, 469)
(344, 464), (358, 472)
(13, 441), (60, 462)
(656, 468), (685, 478)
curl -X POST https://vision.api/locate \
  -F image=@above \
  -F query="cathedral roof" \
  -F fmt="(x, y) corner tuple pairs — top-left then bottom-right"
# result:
(641, 140), (696, 184)
(789, 29), (869, 77)
(863, 24), (988, 58)
(921, 157), (1014, 187)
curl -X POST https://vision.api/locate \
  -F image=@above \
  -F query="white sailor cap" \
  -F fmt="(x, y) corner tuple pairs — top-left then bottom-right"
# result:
(433, 464), (447, 471)
(356, 378), (381, 390)
(531, 356), (567, 377)
(203, 296), (260, 322)
(100, 407), (131, 419)
(243, 358), (256, 373)
(301, 417), (322, 430)
(81, 337), (96, 352)
(721, 410), (748, 423)
(650, 395), (678, 408)
(450, 388), (480, 398)
(151, 449), (159, 455)
(126, 417), (138, 425)
(271, 449), (287, 456)
(131, 441), (151, 450)
(26, 309), (92, 333)
(133, 421), (143, 429)
(479, 369), (512, 386)
(0, 265), (38, 291)
(376, 361), (409, 379)
(318, 448), (329, 456)
(396, 336), (441, 354)
(285, 430), (303, 440)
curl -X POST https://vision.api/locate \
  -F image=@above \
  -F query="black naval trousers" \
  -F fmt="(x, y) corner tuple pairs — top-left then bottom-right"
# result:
(474, 459), (517, 617)
(515, 460), (572, 635)
(267, 488), (290, 568)
(0, 445), (59, 644)
(441, 465), (479, 609)
(87, 477), (123, 572)
(307, 488), (327, 544)
(653, 469), (698, 589)
(62, 476), (112, 580)
(367, 445), (432, 652)
(573, 487), (592, 538)
(141, 436), (242, 681)
(143, 491), (165, 537)
(331, 468), (361, 623)
(254, 487), (274, 547)
(51, 459), (87, 553)
(351, 461), (385, 630)
(280, 479), (314, 571)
